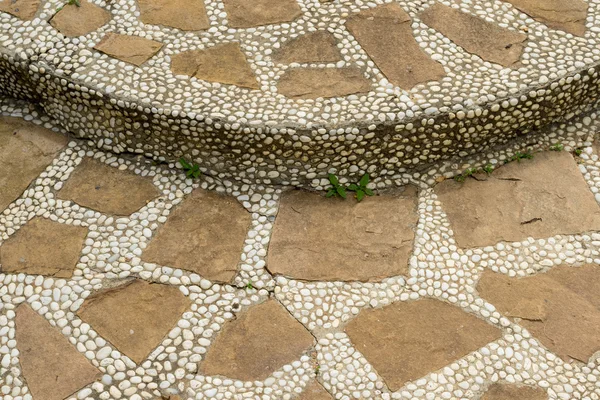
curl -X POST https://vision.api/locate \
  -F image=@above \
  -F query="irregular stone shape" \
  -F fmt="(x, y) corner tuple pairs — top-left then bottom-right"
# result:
(50, 0), (111, 37)
(138, 0), (209, 31)
(277, 67), (371, 99)
(269, 187), (418, 281)
(0, 117), (68, 212)
(142, 189), (250, 282)
(478, 265), (600, 363)
(272, 31), (342, 64)
(435, 151), (600, 248)
(297, 381), (334, 400)
(171, 43), (260, 89)
(15, 304), (101, 400)
(420, 3), (527, 67)
(345, 299), (502, 391)
(0, 217), (87, 278)
(0, 0), (40, 20)
(346, 3), (446, 90)
(58, 157), (160, 216)
(503, 0), (588, 36)
(222, 0), (302, 28)
(481, 383), (547, 400)
(200, 299), (314, 381)
(77, 279), (191, 364)
(94, 32), (163, 66)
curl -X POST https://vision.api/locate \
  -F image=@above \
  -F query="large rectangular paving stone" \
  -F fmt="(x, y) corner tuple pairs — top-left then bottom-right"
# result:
(435, 151), (600, 248)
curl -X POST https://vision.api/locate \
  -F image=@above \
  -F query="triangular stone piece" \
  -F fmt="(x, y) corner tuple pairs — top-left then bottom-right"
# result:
(503, 0), (588, 36)
(273, 31), (342, 64)
(50, 0), (111, 37)
(94, 32), (163, 66)
(0, 0), (40, 20)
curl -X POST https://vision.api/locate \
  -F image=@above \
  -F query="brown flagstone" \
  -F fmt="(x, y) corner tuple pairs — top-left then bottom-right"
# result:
(0, 0), (40, 20)
(138, 0), (210, 31)
(277, 67), (371, 99)
(502, 0), (588, 36)
(272, 31), (342, 64)
(222, 0), (302, 28)
(481, 383), (548, 400)
(94, 32), (163, 66)
(50, 0), (111, 37)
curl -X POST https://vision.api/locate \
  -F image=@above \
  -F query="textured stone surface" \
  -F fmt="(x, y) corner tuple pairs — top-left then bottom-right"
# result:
(269, 187), (418, 281)
(0, 217), (87, 277)
(77, 279), (191, 364)
(49, 0), (111, 37)
(0, 0), (40, 20)
(503, 0), (588, 36)
(142, 189), (250, 282)
(420, 3), (527, 67)
(277, 67), (371, 99)
(345, 299), (502, 391)
(200, 299), (314, 381)
(297, 381), (334, 400)
(481, 383), (548, 400)
(477, 265), (600, 363)
(171, 43), (259, 89)
(272, 31), (342, 64)
(435, 151), (600, 248)
(222, 0), (302, 28)
(138, 0), (209, 31)
(94, 32), (163, 66)
(58, 157), (160, 216)
(346, 3), (446, 90)
(0, 117), (68, 212)
(15, 304), (101, 400)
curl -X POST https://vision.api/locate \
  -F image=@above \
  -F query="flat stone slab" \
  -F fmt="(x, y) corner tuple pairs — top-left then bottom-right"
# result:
(77, 279), (191, 364)
(94, 32), (163, 66)
(58, 157), (160, 216)
(477, 264), (600, 363)
(269, 187), (418, 281)
(435, 152), (600, 248)
(15, 304), (102, 400)
(481, 383), (547, 400)
(138, 0), (210, 31)
(0, 0), (40, 20)
(0, 217), (87, 278)
(142, 189), (250, 282)
(272, 31), (342, 64)
(0, 117), (68, 212)
(49, 0), (111, 37)
(277, 67), (371, 99)
(221, 0), (302, 28)
(200, 299), (314, 381)
(345, 298), (502, 391)
(297, 381), (333, 400)
(503, 0), (588, 36)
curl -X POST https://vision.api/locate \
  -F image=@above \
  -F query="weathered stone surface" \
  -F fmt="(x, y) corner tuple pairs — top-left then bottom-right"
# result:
(58, 157), (160, 216)
(171, 43), (259, 89)
(345, 299), (502, 391)
(0, 0), (40, 20)
(200, 299), (314, 381)
(0, 217), (87, 278)
(272, 31), (342, 64)
(478, 265), (600, 363)
(277, 67), (371, 99)
(481, 383), (548, 400)
(503, 0), (588, 36)
(94, 32), (163, 66)
(222, 0), (302, 28)
(50, 0), (111, 37)
(15, 304), (101, 400)
(142, 189), (250, 282)
(297, 381), (334, 400)
(435, 151), (600, 248)
(77, 279), (191, 364)
(420, 3), (527, 67)
(269, 187), (418, 281)
(138, 0), (209, 31)
(346, 3), (446, 90)
(0, 117), (68, 212)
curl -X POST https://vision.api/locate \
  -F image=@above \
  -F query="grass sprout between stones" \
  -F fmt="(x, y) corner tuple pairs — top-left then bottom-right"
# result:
(506, 151), (533, 163)
(327, 173), (374, 202)
(550, 143), (564, 151)
(180, 157), (201, 179)
(454, 165), (494, 183)
(326, 174), (347, 199)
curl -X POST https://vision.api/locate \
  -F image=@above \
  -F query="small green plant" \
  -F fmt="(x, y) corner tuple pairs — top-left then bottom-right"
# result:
(245, 282), (254, 290)
(574, 148), (584, 156)
(506, 151), (533, 163)
(550, 143), (564, 151)
(326, 174), (347, 199)
(315, 365), (320, 375)
(59, 0), (80, 9)
(179, 157), (201, 179)
(482, 164), (494, 175)
(348, 174), (374, 202)
(454, 168), (478, 183)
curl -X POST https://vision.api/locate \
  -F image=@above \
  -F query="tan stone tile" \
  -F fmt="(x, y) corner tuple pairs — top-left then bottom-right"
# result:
(297, 381), (333, 400)
(477, 264), (600, 363)
(272, 31), (342, 64)
(481, 383), (547, 400)
(435, 151), (600, 248)
(50, 0), (111, 37)
(222, 0), (301, 28)
(268, 187), (418, 281)
(77, 279), (191, 364)
(503, 0), (588, 36)
(15, 304), (101, 400)
(171, 43), (259, 89)
(0, 117), (68, 212)
(200, 299), (314, 381)
(0, 0), (40, 20)
(138, 0), (209, 31)
(142, 189), (250, 282)
(94, 32), (163, 66)
(58, 157), (160, 216)
(345, 3), (446, 90)
(420, 3), (527, 67)
(345, 298), (502, 391)
(277, 67), (371, 99)
(0, 217), (87, 278)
